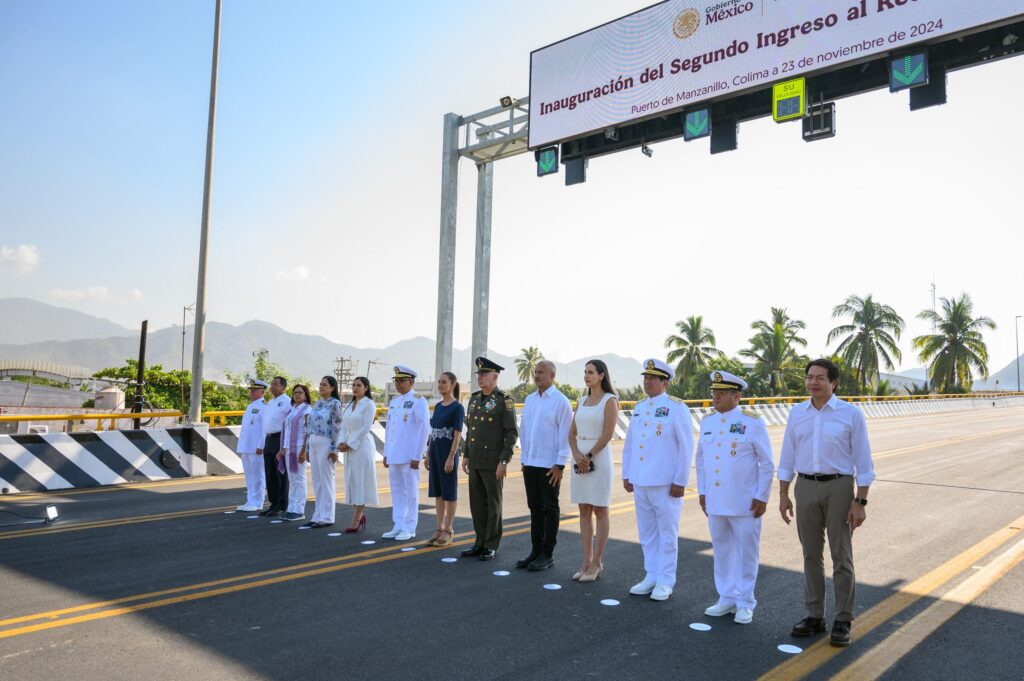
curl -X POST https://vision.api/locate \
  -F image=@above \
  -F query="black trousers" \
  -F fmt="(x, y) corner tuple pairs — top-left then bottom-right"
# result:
(522, 465), (561, 555)
(262, 432), (288, 511)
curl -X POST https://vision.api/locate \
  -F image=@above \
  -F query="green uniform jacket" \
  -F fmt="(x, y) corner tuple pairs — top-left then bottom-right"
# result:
(464, 388), (518, 470)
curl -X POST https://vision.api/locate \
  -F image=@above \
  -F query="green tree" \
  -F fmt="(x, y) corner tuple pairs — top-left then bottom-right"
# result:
(906, 382), (932, 395)
(674, 355), (749, 399)
(872, 379), (897, 397)
(827, 294), (905, 393)
(664, 315), (723, 385)
(913, 293), (996, 393)
(92, 360), (249, 415)
(618, 384), (646, 402)
(514, 346), (544, 384)
(740, 308), (808, 396)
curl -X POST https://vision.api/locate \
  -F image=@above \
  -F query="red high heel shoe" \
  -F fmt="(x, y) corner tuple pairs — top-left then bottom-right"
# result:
(345, 516), (366, 534)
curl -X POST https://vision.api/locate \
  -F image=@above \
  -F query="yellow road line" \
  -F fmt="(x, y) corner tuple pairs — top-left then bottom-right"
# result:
(0, 498), (651, 639)
(757, 513), (1024, 680)
(7, 473), (247, 502)
(833, 535), (1024, 681)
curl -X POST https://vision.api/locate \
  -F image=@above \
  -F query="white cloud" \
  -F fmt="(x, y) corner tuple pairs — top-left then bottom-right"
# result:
(274, 265), (311, 281)
(0, 244), (41, 274)
(130, 288), (143, 301)
(50, 286), (112, 301)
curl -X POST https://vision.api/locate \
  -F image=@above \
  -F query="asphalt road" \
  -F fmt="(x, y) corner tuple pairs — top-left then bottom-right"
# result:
(1, 406), (1022, 681)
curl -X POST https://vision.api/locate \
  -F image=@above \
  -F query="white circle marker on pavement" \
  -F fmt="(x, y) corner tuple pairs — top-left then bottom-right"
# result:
(543, 584), (562, 590)
(600, 599), (620, 606)
(224, 511), (235, 514)
(492, 570), (510, 577)
(327, 532), (341, 537)
(777, 644), (802, 655)
(270, 520), (283, 524)
(246, 515), (259, 519)
(441, 557), (457, 563)
(361, 540), (375, 545)
(689, 623), (712, 632)
(400, 547), (416, 552)
(298, 525), (311, 530)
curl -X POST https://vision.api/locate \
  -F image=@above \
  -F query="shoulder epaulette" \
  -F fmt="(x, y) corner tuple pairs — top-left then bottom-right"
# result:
(669, 396), (684, 404)
(742, 408), (761, 419)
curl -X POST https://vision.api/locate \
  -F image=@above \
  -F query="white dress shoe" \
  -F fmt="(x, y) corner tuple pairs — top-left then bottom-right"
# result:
(734, 608), (754, 624)
(629, 577), (657, 595)
(382, 526), (401, 538)
(650, 584), (673, 601)
(394, 530), (415, 541)
(237, 504), (260, 512)
(704, 602), (737, 617)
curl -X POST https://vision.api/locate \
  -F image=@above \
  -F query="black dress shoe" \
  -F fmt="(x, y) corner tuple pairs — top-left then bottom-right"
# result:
(791, 617), (827, 637)
(258, 508), (277, 517)
(527, 555), (555, 571)
(311, 522), (334, 529)
(461, 546), (484, 558)
(830, 621), (852, 647)
(478, 549), (497, 561)
(300, 521), (317, 529)
(515, 552), (540, 569)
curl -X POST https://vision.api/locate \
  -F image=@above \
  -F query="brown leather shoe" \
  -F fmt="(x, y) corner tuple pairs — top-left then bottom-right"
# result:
(830, 621), (852, 647)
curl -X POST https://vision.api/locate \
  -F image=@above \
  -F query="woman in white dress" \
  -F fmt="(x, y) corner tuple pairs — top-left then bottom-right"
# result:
(279, 384), (311, 522)
(339, 376), (379, 533)
(568, 359), (619, 582)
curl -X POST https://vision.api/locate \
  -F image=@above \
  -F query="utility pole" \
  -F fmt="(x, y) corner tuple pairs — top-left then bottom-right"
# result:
(180, 304), (193, 414)
(1016, 315), (1021, 394)
(133, 320), (148, 430)
(188, 0), (223, 424)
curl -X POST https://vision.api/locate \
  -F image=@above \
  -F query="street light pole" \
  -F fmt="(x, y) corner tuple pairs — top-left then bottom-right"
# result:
(188, 0), (223, 424)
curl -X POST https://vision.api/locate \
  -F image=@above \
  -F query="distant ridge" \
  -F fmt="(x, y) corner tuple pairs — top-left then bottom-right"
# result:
(0, 297), (132, 344)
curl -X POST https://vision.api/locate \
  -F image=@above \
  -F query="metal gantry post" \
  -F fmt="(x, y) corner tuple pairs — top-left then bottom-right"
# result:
(188, 0), (223, 424)
(470, 161), (493, 381)
(434, 113), (461, 381)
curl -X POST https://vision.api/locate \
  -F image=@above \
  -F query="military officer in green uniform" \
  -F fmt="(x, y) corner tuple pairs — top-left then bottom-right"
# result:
(460, 356), (519, 561)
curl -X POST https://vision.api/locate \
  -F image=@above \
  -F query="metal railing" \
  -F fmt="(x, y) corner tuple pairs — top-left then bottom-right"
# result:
(0, 410), (184, 431)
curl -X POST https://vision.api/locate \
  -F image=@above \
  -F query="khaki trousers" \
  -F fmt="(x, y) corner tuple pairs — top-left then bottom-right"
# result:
(795, 475), (856, 621)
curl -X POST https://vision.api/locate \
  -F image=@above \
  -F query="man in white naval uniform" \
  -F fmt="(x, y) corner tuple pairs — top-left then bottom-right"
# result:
(236, 380), (267, 512)
(382, 365), (430, 541)
(696, 370), (774, 624)
(622, 358), (694, 602)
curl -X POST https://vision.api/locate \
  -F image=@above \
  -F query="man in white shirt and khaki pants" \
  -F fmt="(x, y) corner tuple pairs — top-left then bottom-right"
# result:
(778, 358), (875, 648)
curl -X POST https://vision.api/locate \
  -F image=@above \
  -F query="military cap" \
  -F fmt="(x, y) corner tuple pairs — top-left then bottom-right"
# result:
(710, 370), (747, 391)
(474, 356), (504, 374)
(641, 358), (674, 381)
(393, 364), (417, 380)
(248, 379), (269, 390)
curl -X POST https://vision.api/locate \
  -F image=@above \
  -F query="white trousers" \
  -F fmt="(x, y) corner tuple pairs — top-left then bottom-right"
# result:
(708, 514), (762, 610)
(388, 463), (420, 533)
(285, 461), (308, 515)
(240, 452), (265, 508)
(308, 435), (337, 524)
(634, 485), (683, 587)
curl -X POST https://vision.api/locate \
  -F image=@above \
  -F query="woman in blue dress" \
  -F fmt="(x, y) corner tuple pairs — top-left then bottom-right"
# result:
(424, 371), (464, 547)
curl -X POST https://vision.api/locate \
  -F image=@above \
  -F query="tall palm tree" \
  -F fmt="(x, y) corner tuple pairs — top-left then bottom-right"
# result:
(827, 294), (905, 393)
(913, 294), (996, 393)
(515, 346), (544, 383)
(664, 315), (722, 381)
(740, 308), (808, 395)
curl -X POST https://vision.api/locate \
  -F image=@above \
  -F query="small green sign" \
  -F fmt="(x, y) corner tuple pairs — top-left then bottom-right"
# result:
(684, 109), (711, 141)
(535, 147), (558, 177)
(890, 53), (928, 92)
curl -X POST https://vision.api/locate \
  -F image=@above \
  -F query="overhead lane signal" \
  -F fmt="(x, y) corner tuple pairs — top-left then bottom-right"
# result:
(890, 52), (929, 91)
(535, 147), (559, 177)
(683, 108), (711, 141)
(772, 77), (806, 123)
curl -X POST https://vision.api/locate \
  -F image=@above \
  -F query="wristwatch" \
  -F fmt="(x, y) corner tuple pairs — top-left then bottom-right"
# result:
(853, 497), (868, 506)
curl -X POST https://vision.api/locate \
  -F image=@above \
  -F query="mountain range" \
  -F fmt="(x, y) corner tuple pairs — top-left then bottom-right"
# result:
(2, 297), (1017, 391)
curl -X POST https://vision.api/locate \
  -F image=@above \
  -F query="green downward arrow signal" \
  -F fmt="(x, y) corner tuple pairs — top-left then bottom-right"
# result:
(538, 151), (556, 173)
(686, 111), (708, 137)
(892, 55), (925, 86)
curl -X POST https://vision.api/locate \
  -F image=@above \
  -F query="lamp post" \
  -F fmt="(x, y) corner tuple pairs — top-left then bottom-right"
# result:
(1015, 315), (1021, 394)
(188, 0), (223, 424)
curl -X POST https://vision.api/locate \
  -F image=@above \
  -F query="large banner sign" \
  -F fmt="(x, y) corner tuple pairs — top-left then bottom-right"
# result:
(528, 0), (1024, 148)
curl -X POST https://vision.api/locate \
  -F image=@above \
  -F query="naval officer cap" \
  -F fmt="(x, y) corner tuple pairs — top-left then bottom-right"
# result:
(393, 365), (417, 380)
(474, 356), (504, 374)
(248, 379), (269, 390)
(641, 358), (674, 381)
(710, 370), (748, 391)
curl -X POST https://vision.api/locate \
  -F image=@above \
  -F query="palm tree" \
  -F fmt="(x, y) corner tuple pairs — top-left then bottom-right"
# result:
(913, 294), (996, 393)
(740, 308), (808, 395)
(664, 315), (722, 382)
(827, 294), (905, 394)
(873, 379), (897, 397)
(515, 346), (544, 383)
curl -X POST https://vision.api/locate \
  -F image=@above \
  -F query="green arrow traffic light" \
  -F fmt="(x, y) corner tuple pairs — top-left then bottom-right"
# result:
(890, 52), (928, 92)
(684, 109), (711, 141)
(535, 147), (559, 177)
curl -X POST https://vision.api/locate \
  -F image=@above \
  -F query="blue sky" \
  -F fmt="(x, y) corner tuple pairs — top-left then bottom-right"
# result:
(2, 1), (1023, 377)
